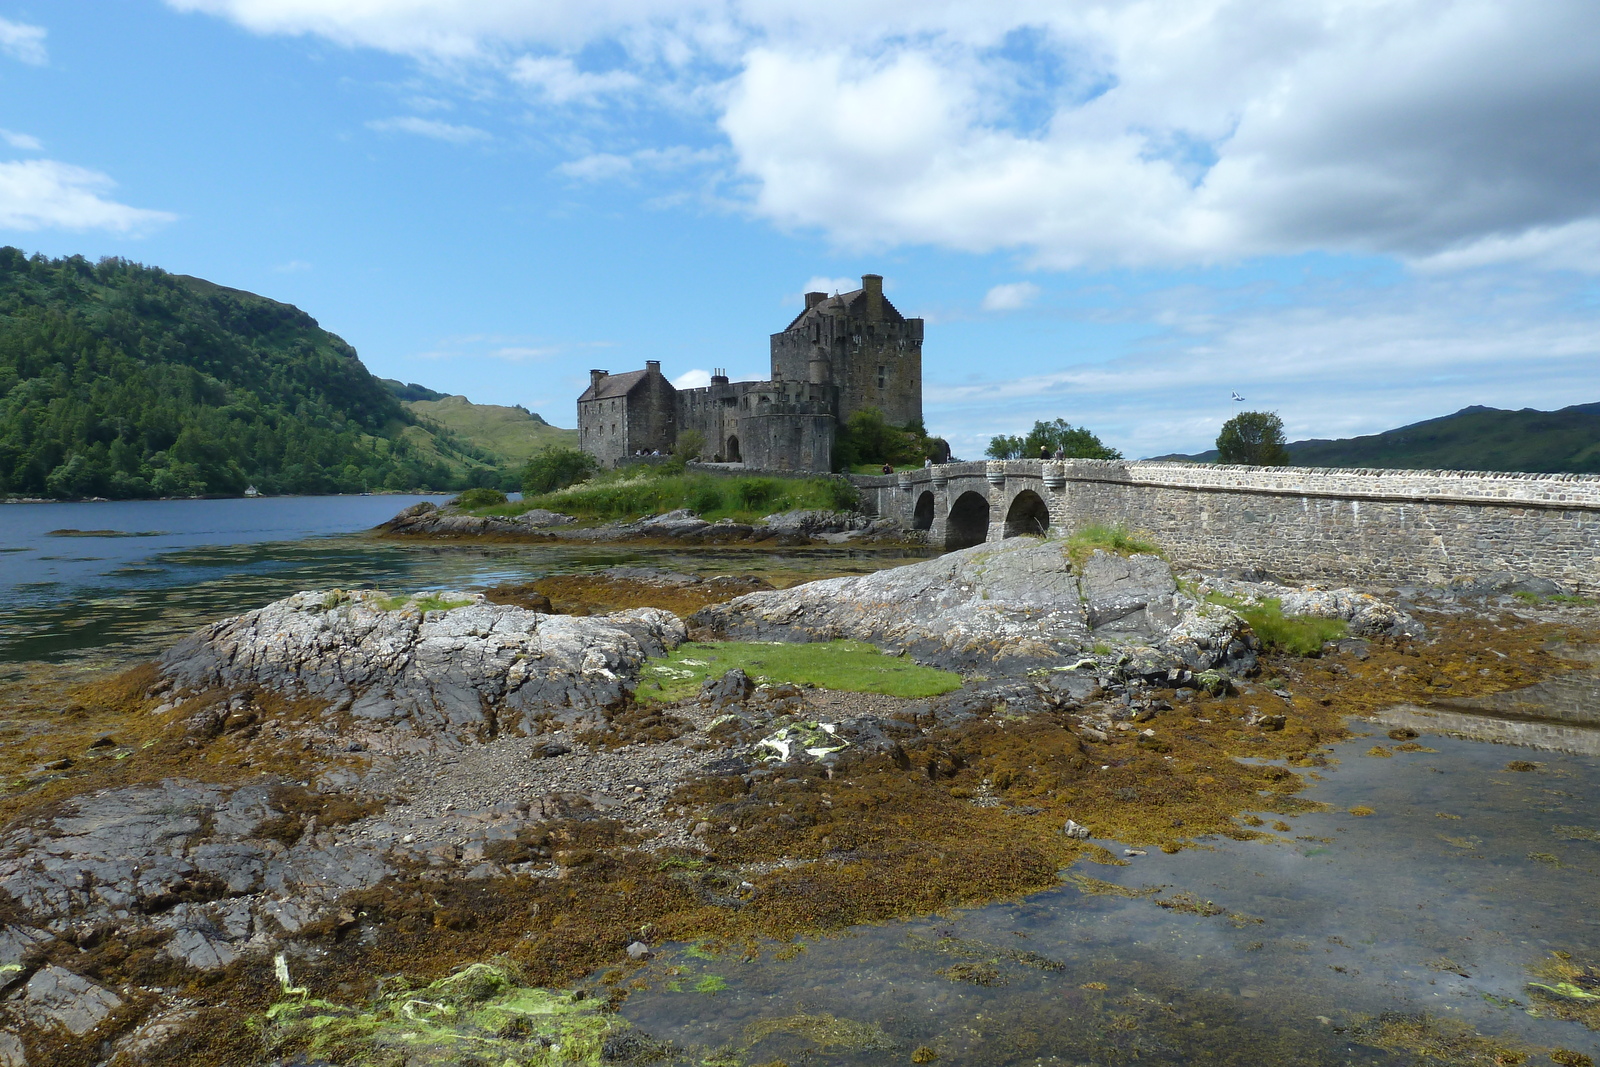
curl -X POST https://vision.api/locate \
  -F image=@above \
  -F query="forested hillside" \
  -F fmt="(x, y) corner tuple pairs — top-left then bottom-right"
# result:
(0, 248), (505, 498)
(1151, 403), (1600, 473)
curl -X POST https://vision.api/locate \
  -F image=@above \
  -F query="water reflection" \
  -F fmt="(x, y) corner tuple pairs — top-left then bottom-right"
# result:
(622, 731), (1600, 1063)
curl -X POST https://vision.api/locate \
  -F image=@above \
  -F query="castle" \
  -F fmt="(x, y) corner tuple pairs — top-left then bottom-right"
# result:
(577, 274), (923, 472)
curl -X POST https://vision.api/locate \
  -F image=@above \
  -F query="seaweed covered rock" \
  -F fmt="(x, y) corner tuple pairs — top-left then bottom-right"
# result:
(158, 590), (687, 747)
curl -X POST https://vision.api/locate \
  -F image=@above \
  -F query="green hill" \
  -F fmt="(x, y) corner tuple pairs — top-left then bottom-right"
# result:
(403, 395), (577, 466)
(1149, 403), (1600, 473)
(0, 248), (509, 498)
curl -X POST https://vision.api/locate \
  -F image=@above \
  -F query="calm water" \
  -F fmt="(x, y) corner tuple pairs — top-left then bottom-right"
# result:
(0, 495), (924, 669)
(623, 730), (1600, 1063)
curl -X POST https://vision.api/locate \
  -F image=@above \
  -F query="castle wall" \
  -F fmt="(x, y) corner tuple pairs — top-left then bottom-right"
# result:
(577, 394), (630, 468)
(856, 460), (1600, 592)
(624, 372), (677, 456)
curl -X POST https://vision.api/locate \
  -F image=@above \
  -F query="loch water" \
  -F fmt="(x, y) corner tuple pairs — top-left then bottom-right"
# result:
(0, 495), (926, 669)
(622, 726), (1600, 1064)
(3, 497), (1598, 1063)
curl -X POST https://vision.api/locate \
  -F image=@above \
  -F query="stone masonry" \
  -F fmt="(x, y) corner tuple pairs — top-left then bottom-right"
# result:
(853, 459), (1600, 593)
(577, 275), (923, 472)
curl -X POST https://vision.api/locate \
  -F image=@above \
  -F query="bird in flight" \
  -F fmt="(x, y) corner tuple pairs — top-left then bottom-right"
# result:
(1231, 392), (1246, 402)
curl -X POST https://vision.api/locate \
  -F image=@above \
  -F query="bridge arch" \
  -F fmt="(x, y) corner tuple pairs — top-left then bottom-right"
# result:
(912, 490), (935, 531)
(1003, 489), (1050, 538)
(946, 490), (990, 550)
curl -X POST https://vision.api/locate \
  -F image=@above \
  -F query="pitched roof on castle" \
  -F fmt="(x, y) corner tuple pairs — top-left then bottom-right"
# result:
(781, 287), (909, 332)
(578, 369), (653, 402)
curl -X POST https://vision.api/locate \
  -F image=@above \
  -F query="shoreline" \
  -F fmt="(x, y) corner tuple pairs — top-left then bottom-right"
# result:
(0, 546), (1595, 1064)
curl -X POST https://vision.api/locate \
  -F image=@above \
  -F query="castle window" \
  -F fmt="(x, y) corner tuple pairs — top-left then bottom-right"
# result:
(877, 365), (887, 389)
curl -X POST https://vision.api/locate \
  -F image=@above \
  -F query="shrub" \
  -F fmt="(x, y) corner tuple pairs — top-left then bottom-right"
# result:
(1066, 523), (1163, 567)
(735, 478), (780, 511)
(521, 447), (598, 495)
(453, 487), (508, 509)
(688, 482), (723, 514)
(1208, 594), (1347, 656)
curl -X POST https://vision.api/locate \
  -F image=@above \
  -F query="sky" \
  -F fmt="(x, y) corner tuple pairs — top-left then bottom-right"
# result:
(2, 1), (1599, 460)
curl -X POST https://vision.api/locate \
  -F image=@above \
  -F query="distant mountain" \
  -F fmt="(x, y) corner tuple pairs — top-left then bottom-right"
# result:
(404, 395), (577, 466)
(1147, 403), (1600, 473)
(0, 248), (507, 498)
(380, 378), (449, 403)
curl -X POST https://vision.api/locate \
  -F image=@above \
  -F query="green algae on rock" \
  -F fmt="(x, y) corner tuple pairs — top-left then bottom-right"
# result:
(639, 640), (963, 702)
(263, 961), (628, 1066)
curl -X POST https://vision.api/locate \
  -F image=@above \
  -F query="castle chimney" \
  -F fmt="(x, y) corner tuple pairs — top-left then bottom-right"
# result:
(804, 291), (827, 310)
(862, 274), (883, 319)
(645, 360), (661, 374)
(589, 369), (609, 391)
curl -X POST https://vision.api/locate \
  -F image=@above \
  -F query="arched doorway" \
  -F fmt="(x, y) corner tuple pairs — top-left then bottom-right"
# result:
(945, 491), (990, 550)
(726, 435), (741, 462)
(912, 491), (935, 531)
(1003, 490), (1050, 538)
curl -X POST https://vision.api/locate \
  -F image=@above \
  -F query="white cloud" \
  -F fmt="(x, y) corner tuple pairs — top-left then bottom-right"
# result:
(367, 116), (490, 143)
(557, 145), (721, 182)
(509, 55), (639, 103)
(0, 160), (176, 234)
(0, 17), (46, 65)
(981, 282), (1038, 311)
(802, 275), (856, 296)
(169, 0), (1600, 272)
(926, 275), (1600, 459)
(672, 368), (711, 388)
(0, 129), (42, 151)
(273, 259), (312, 272)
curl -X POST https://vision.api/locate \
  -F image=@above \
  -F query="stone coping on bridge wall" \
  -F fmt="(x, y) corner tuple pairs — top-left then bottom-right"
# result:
(853, 459), (1600, 511)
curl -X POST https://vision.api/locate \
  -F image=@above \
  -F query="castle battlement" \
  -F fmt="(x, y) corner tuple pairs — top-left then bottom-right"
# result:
(577, 275), (923, 471)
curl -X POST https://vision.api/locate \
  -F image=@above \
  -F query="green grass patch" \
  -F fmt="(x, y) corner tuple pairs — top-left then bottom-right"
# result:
(1513, 591), (1594, 606)
(471, 469), (859, 523)
(1210, 594), (1346, 656)
(639, 640), (962, 702)
(1066, 523), (1164, 568)
(375, 593), (473, 614)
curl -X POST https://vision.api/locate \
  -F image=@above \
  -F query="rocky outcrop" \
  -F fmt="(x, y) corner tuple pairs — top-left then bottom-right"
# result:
(1196, 574), (1425, 638)
(377, 502), (908, 545)
(691, 539), (1250, 677)
(158, 590), (686, 749)
(692, 538), (1423, 680)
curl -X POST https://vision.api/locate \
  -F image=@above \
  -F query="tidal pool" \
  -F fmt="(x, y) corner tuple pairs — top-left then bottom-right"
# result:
(619, 724), (1600, 1064)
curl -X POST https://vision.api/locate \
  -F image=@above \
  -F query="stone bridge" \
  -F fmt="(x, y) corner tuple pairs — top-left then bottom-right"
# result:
(851, 459), (1600, 592)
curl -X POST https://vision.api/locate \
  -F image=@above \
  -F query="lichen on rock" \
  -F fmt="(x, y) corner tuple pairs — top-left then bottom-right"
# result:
(157, 589), (687, 748)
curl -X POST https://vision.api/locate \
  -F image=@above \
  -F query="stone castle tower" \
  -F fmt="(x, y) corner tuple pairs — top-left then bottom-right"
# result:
(577, 274), (923, 471)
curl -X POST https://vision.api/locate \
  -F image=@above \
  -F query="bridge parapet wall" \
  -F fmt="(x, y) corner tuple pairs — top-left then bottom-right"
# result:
(852, 460), (1600, 592)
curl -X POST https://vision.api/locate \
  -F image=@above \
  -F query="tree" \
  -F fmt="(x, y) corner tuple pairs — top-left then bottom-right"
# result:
(833, 408), (947, 470)
(987, 420), (1121, 460)
(986, 434), (1025, 460)
(1216, 410), (1291, 466)
(521, 446), (598, 495)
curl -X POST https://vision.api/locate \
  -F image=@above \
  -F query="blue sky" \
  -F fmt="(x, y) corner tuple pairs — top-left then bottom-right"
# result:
(3, 1), (1599, 459)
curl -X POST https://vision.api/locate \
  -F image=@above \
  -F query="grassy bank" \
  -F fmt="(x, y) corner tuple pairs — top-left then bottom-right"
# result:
(639, 640), (964, 702)
(484, 470), (860, 524)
